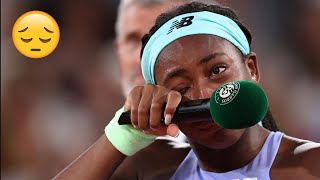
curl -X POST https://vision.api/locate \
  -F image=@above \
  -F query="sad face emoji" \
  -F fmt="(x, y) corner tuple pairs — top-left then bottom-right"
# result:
(12, 11), (60, 59)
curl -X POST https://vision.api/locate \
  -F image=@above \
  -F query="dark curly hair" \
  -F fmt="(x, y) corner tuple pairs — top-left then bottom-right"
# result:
(140, 2), (279, 132)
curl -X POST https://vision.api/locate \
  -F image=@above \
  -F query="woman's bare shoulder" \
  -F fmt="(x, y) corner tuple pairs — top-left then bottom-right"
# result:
(280, 135), (320, 157)
(271, 134), (320, 179)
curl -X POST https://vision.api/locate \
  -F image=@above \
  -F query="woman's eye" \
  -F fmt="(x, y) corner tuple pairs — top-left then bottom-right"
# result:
(21, 38), (33, 43)
(177, 87), (190, 95)
(211, 66), (226, 76)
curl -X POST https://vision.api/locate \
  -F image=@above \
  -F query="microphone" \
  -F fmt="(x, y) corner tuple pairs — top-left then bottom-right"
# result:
(118, 80), (268, 129)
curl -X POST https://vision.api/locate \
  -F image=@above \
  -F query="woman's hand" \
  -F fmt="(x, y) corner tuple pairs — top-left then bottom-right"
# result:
(124, 84), (182, 137)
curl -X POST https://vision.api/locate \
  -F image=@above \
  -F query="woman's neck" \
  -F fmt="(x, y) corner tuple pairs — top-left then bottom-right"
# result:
(191, 125), (270, 173)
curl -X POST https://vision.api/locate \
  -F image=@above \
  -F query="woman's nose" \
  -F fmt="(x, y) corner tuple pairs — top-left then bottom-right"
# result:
(190, 83), (217, 100)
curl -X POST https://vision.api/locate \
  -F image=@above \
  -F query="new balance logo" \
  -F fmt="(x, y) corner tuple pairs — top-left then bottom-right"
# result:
(167, 16), (194, 34)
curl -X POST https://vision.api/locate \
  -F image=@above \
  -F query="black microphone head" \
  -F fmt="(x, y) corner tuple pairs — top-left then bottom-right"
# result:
(209, 80), (268, 129)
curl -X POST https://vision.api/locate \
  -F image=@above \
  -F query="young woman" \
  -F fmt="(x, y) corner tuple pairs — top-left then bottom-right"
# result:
(54, 2), (320, 180)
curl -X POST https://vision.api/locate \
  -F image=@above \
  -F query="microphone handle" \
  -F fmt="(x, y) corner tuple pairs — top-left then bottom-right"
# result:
(118, 98), (212, 125)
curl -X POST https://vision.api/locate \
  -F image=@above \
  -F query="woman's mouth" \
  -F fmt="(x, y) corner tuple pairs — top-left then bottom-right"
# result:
(196, 121), (222, 131)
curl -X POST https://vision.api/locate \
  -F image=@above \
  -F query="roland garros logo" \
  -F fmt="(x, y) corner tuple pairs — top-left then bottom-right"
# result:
(215, 81), (240, 105)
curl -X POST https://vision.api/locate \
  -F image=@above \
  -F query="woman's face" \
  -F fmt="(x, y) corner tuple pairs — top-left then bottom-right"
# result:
(155, 34), (260, 149)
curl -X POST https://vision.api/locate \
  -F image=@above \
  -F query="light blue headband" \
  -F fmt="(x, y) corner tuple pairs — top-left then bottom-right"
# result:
(141, 11), (250, 85)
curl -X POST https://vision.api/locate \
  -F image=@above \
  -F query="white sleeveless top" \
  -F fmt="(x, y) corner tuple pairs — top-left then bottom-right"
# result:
(170, 131), (284, 180)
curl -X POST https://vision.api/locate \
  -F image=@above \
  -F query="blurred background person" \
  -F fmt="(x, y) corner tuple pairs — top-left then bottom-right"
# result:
(1, 0), (319, 179)
(1, 0), (123, 179)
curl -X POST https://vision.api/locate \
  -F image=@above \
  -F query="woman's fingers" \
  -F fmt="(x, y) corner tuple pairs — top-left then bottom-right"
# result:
(167, 123), (180, 137)
(149, 86), (168, 131)
(125, 84), (182, 138)
(126, 86), (143, 128)
(138, 84), (155, 130)
(164, 90), (182, 125)
(142, 123), (179, 137)
(146, 88), (181, 136)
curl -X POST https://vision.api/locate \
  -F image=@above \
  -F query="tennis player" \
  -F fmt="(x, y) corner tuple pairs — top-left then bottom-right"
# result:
(55, 2), (320, 179)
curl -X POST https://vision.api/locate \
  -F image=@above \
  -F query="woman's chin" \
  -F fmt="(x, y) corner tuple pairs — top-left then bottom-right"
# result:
(180, 124), (245, 150)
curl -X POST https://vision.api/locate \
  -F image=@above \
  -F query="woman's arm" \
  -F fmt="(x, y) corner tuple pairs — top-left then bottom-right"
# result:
(299, 142), (320, 178)
(54, 84), (181, 179)
(53, 135), (126, 180)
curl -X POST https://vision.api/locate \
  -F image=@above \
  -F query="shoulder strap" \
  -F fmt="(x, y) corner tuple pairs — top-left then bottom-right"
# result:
(249, 131), (284, 169)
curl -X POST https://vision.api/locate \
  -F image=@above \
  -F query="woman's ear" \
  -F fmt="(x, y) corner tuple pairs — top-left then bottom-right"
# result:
(245, 52), (260, 82)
